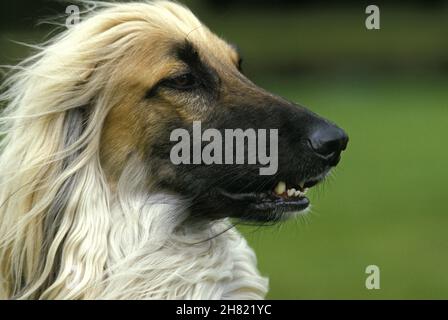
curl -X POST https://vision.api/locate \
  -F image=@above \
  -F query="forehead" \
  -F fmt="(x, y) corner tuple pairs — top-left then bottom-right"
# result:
(168, 28), (240, 71)
(119, 29), (239, 88)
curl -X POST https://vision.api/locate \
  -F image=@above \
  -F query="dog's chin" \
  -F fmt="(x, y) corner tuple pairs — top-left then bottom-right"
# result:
(187, 170), (329, 223)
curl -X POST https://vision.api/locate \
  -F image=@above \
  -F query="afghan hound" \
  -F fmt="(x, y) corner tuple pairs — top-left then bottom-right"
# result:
(0, 1), (348, 299)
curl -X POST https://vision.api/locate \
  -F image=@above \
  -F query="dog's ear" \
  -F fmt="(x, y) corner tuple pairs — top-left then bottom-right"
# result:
(62, 107), (89, 156)
(38, 106), (89, 293)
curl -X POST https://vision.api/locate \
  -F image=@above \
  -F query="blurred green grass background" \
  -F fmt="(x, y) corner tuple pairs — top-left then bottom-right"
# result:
(241, 75), (448, 299)
(1, 1), (448, 299)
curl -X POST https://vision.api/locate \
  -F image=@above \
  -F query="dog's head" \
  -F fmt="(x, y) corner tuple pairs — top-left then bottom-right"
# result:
(99, 1), (348, 223)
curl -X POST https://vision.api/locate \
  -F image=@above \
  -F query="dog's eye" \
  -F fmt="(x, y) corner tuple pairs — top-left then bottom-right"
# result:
(163, 73), (198, 90)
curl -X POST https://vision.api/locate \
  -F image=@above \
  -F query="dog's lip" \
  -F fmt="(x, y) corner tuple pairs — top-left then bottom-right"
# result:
(214, 174), (325, 213)
(254, 195), (310, 212)
(217, 189), (310, 212)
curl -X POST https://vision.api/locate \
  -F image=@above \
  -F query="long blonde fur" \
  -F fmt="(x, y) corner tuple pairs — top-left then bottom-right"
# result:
(0, 1), (268, 299)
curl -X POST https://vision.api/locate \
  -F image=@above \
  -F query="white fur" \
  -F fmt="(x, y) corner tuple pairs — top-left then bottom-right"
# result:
(98, 157), (268, 299)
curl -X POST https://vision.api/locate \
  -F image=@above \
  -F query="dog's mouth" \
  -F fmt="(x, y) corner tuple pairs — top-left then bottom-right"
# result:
(205, 172), (328, 222)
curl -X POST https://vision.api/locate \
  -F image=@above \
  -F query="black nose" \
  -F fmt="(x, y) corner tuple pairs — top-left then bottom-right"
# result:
(308, 123), (348, 166)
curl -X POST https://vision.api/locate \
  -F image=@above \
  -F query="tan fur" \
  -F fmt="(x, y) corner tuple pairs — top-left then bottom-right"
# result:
(99, 14), (240, 182)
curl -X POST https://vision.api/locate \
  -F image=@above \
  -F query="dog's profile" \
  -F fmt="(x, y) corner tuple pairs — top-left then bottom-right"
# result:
(0, 1), (347, 299)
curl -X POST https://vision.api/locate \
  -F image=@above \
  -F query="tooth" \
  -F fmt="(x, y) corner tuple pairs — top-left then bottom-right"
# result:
(275, 181), (286, 195)
(304, 188), (309, 194)
(294, 190), (301, 197)
(287, 188), (296, 197)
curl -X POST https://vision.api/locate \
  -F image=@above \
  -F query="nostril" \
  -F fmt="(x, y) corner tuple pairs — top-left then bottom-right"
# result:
(308, 125), (348, 161)
(308, 138), (340, 159)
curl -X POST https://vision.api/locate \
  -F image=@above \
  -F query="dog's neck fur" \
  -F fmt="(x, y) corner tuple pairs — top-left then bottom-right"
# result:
(104, 195), (268, 299)
(98, 159), (268, 299)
